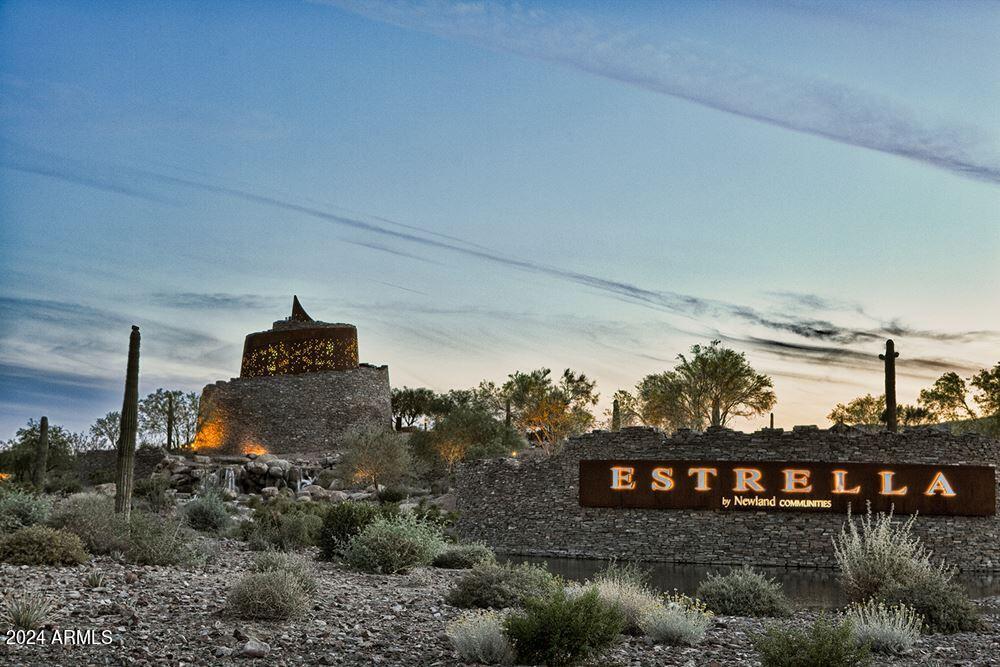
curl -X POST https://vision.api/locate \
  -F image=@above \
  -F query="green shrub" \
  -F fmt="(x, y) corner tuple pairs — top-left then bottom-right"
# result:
(446, 561), (562, 609)
(585, 562), (662, 634)
(48, 493), (128, 555)
(378, 486), (408, 503)
(226, 570), (309, 620)
(250, 551), (318, 595)
(345, 513), (446, 574)
(183, 491), (232, 533)
(504, 587), (625, 667)
(753, 615), (871, 667)
(134, 476), (173, 512)
(2, 592), (54, 630)
(412, 497), (459, 531)
(236, 500), (327, 551)
(639, 592), (714, 646)
(0, 525), (88, 565)
(43, 471), (83, 495)
(0, 489), (51, 531)
(881, 576), (980, 634)
(696, 567), (792, 617)
(433, 542), (496, 569)
(124, 512), (192, 566)
(318, 501), (396, 560)
(446, 610), (514, 665)
(845, 599), (922, 654)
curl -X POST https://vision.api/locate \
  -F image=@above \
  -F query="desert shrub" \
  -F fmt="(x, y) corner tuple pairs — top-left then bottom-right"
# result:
(226, 570), (309, 620)
(379, 486), (408, 503)
(134, 476), (173, 512)
(345, 513), (446, 574)
(43, 471), (83, 495)
(48, 493), (129, 555)
(237, 499), (327, 551)
(696, 567), (792, 617)
(833, 505), (978, 633)
(584, 562), (662, 634)
(880, 576), (980, 634)
(433, 542), (496, 569)
(1, 592), (54, 630)
(504, 587), (625, 667)
(446, 561), (562, 609)
(412, 497), (459, 531)
(250, 551), (318, 595)
(0, 525), (88, 565)
(84, 571), (106, 588)
(834, 505), (953, 603)
(183, 491), (231, 532)
(0, 488), (51, 531)
(753, 615), (871, 667)
(446, 610), (514, 665)
(845, 599), (921, 654)
(318, 501), (396, 560)
(639, 592), (714, 646)
(124, 511), (192, 566)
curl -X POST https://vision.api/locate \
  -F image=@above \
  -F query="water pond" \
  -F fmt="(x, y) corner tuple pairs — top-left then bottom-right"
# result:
(504, 555), (1000, 609)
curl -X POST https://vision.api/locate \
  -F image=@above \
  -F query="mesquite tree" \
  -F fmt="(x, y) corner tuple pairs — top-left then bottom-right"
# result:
(32, 416), (49, 488)
(115, 325), (141, 519)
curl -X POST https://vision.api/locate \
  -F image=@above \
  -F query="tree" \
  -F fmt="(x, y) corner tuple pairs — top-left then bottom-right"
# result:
(898, 404), (935, 426)
(828, 394), (886, 426)
(89, 411), (121, 450)
(391, 387), (437, 427)
(425, 406), (523, 474)
(603, 390), (642, 429)
(918, 372), (977, 421)
(502, 368), (598, 454)
(971, 363), (1000, 417)
(634, 341), (775, 430)
(0, 418), (76, 483)
(138, 389), (199, 448)
(339, 426), (411, 497)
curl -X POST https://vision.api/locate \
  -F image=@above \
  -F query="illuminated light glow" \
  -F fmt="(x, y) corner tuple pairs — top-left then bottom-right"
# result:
(733, 467), (765, 493)
(782, 469), (813, 493)
(924, 471), (957, 497)
(879, 471), (908, 496)
(191, 418), (226, 452)
(241, 442), (268, 456)
(610, 466), (636, 490)
(0, 472), (11, 481)
(651, 467), (674, 492)
(831, 470), (861, 494)
(688, 467), (718, 492)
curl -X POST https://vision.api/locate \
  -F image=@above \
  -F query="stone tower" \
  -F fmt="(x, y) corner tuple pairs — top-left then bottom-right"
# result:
(192, 297), (391, 456)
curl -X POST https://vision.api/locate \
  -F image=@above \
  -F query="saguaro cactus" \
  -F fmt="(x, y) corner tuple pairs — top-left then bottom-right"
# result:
(166, 392), (174, 450)
(879, 339), (899, 433)
(611, 399), (621, 432)
(115, 325), (141, 518)
(32, 416), (49, 488)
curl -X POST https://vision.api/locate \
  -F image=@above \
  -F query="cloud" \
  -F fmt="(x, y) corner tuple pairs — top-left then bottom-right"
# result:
(5, 150), (994, 355)
(151, 292), (278, 310)
(319, 0), (1000, 185)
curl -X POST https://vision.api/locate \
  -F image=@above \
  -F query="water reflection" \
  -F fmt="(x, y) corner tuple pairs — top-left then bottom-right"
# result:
(504, 556), (1000, 610)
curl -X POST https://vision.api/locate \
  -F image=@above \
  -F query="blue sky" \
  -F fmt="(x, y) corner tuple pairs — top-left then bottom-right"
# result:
(1, 0), (998, 437)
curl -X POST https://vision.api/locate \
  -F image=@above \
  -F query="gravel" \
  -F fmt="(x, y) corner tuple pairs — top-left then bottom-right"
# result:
(2, 538), (999, 666)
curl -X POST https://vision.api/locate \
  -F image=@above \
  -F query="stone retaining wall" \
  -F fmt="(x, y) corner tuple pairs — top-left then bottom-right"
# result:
(455, 426), (1000, 570)
(193, 365), (392, 456)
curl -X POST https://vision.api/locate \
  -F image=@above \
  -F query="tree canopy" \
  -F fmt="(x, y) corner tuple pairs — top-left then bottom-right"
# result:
(624, 341), (776, 430)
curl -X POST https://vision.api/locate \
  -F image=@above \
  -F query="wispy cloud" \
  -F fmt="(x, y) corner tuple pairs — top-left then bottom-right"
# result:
(4, 148), (994, 355)
(151, 292), (278, 310)
(319, 0), (1000, 185)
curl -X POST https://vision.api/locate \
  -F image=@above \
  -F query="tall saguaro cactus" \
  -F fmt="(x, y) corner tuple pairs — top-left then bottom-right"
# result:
(32, 416), (49, 488)
(166, 392), (174, 451)
(611, 399), (621, 432)
(115, 325), (141, 518)
(879, 339), (899, 433)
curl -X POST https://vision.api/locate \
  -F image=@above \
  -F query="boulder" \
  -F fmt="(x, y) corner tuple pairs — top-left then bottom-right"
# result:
(260, 486), (279, 499)
(238, 638), (270, 658)
(94, 482), (116, 496)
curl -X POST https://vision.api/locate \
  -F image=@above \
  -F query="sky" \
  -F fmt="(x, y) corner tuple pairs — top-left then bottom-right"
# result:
(1, 0), (998, 438)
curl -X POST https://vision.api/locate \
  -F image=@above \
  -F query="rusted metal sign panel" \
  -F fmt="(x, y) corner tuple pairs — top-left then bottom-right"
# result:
(579, 460), (996, 516)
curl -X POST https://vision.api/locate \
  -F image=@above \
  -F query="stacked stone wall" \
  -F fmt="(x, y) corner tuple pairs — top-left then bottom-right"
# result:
(194, 365), (392, 456)
(455, 426), (1000, 570)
